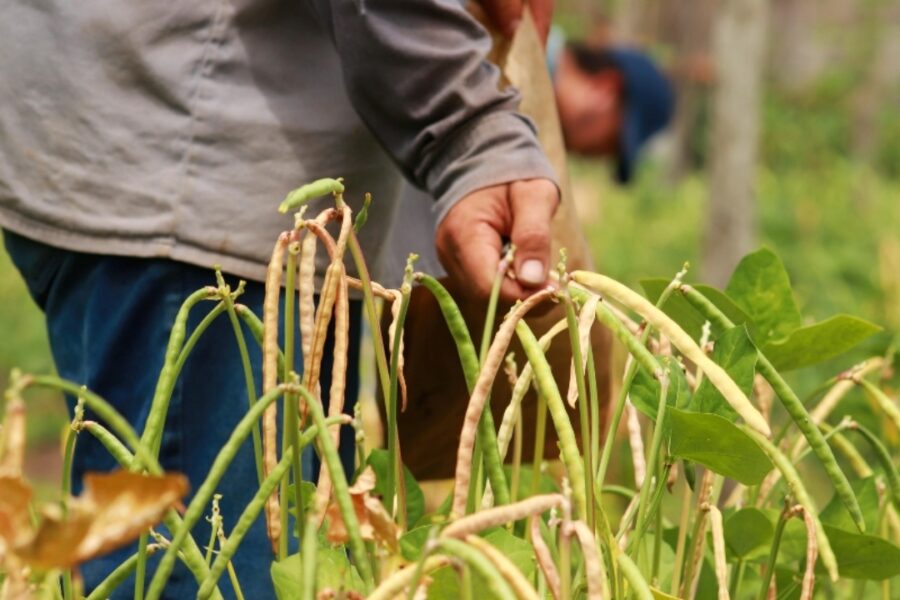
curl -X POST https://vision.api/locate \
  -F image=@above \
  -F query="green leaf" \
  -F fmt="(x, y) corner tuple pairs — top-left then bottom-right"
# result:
(271, 548), (365, 599)
(690, 326), (757, 420)
(820, 477), (881, 534)
(725, 248), (802, 346)
(482, 528), (536, 581)
(629, 357), (691, 422)
(640, 279), (752, 341)
(668, 408), (773, 485)
(651, 589), (681, 600)
(366, 448), (426, 527)
(823, 525), (900, 580)
(724, 508), (774, 560)
(761, 315), (881, 371)
(425, 528), (535, 600)
(399, 525), (433, 562)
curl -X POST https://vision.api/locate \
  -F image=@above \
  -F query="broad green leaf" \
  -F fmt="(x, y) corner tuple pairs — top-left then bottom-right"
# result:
(725, 248), (802, 346)
(271, 548), (365, 600)
(640, 279), (752, 341)
(724, 508), (774, 560)
(629, 357), (691, 422)
(482, 527), (536, 582)
(824, 525), (900, 580)
(761, 315), (881, 371)
(668, 408), (773, 485)
(691, 326), (757, 420)
(399, 525), (433, 562)
(651, 589), (680, 600)
(820, 477), (880, 534)
(366, 449), (425, 527)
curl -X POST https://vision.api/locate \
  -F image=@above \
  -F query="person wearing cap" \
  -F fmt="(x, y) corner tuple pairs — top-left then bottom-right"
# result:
(549, 37), (675, 182)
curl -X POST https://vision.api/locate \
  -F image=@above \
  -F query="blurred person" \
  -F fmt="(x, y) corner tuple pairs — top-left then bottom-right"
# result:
(0, 1), (560, 597)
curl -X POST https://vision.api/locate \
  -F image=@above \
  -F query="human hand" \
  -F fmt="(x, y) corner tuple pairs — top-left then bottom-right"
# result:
(479, 0), (554, 44)
(435, 179), (559, 303)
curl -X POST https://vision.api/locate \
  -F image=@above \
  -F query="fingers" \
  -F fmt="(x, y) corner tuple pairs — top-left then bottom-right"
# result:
(480, 0), (523, 37)
(509, 178), (559, 288)
(435, 186), (508, 300)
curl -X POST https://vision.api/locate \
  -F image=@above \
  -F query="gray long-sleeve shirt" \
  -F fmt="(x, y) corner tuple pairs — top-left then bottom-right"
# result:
(0, 0), (555, 285)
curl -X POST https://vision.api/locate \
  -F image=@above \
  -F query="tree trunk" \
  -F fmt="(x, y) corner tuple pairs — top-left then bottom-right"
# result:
(703, 0), (769, 286)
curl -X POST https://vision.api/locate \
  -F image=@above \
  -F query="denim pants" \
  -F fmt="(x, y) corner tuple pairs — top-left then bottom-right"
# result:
(4, 230), (362, 599)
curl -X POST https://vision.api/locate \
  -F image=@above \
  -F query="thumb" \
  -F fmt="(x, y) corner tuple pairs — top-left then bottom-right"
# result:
(508, 179), (559, 287)
(480, 0), (524, 37)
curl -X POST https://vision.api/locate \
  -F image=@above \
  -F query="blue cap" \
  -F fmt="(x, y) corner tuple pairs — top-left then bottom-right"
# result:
(605, 48), (675, 183)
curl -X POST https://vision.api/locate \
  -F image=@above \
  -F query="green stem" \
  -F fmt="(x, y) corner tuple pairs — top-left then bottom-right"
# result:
(134, 532), (148, 600)
(234, 305), (285, 376)
(217, 275), (264, 487)
(348, 233), (391, 401)
(60, 402), (79, 600)
(631, 375), (670, 563)
(559, 525), (571, 600)
(146, 386), (286, 600)
(197, 418), (351, 599)
(85, 545), (161, 600)
(679, 284), (865, 533)
(617, 552), (653, 600)
(757, 503), (791, 600)
(436, 538), (516, 600)
(587, 344), (601, 476)
(297, 384), (375, 589)
(414, 274), (509, 508)
(516, 320), (587, 518)
(564, 294), (594, 529)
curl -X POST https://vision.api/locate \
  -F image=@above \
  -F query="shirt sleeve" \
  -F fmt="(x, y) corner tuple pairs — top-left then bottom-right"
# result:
(304, 0), (558, 223)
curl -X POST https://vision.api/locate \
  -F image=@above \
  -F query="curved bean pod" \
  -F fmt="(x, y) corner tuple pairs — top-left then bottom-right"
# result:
(617, 552), (653, 600)
(434, 538), (517, 600)
(414, 274), (511, 512)
(465, 535), (539, 600)
(366, 556), (450, 600)
(450, 290), (552, 517)
(145, 386), (286, 600)
(741, 426), (839, 581)
(442, 494), (563, 539)
(571, 272), (770, 436)
(278, 177), (344, 213)
(516, 319), (588, 519)
(850, 423), (900, 511)
(677, 283), (865, 533)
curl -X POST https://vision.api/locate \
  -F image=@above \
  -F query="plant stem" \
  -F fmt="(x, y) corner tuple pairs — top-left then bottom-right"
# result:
(134, 532), (148, 600)
(669, 480), (693, 596)
(386, 279), (412, 528)
(217, 275), (265, 487)
(348, 233), (391, 401)
(757, 503), (791, 600)
(564, 294), (594, 529)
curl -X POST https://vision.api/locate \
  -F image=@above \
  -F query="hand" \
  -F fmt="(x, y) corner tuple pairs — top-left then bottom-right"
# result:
(479, 0), (554, 44)
(435, 179), (559, 303)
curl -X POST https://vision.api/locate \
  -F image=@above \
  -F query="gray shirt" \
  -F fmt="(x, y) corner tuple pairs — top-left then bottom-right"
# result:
(0, 0), (555, 285)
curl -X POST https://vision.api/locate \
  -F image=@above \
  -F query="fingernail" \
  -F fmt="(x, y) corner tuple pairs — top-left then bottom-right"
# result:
(519, 259), (545, 285)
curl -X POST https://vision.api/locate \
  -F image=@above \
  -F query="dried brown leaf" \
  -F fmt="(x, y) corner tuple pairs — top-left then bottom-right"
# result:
(17, 470), (188, 569)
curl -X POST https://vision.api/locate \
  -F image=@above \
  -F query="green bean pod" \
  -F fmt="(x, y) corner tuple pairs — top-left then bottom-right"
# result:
(278, 177), (345, 213)
(677, 284), (865, 533)
(85, 545), (161, 600)
(198, 451), (293, 599)
(571, 273), (770, 436)
(617, 552), (653, 600)
(140, 287), (219, 461)
(856, 378), (900, 436)
(79, 421), (221, 598)
(294, 385), (375, 589)
(234, 304), (285, 375)
(515, 320), (588, 519)
(145, 386), (286, 600)
(742, 426), (839, 581)
(415, 274), (510, 511)
(434, 538), (517, 600)
(850, 423), (900, 511)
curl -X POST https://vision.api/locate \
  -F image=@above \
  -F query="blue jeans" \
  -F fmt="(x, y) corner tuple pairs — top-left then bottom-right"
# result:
(4, 230), (361, 599)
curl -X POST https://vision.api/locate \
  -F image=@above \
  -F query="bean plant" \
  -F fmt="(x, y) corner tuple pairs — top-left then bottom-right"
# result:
(1, 178), (899, 599)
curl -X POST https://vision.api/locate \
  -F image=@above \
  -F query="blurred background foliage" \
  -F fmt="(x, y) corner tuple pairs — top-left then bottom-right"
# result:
(2, 0), (898, 508)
